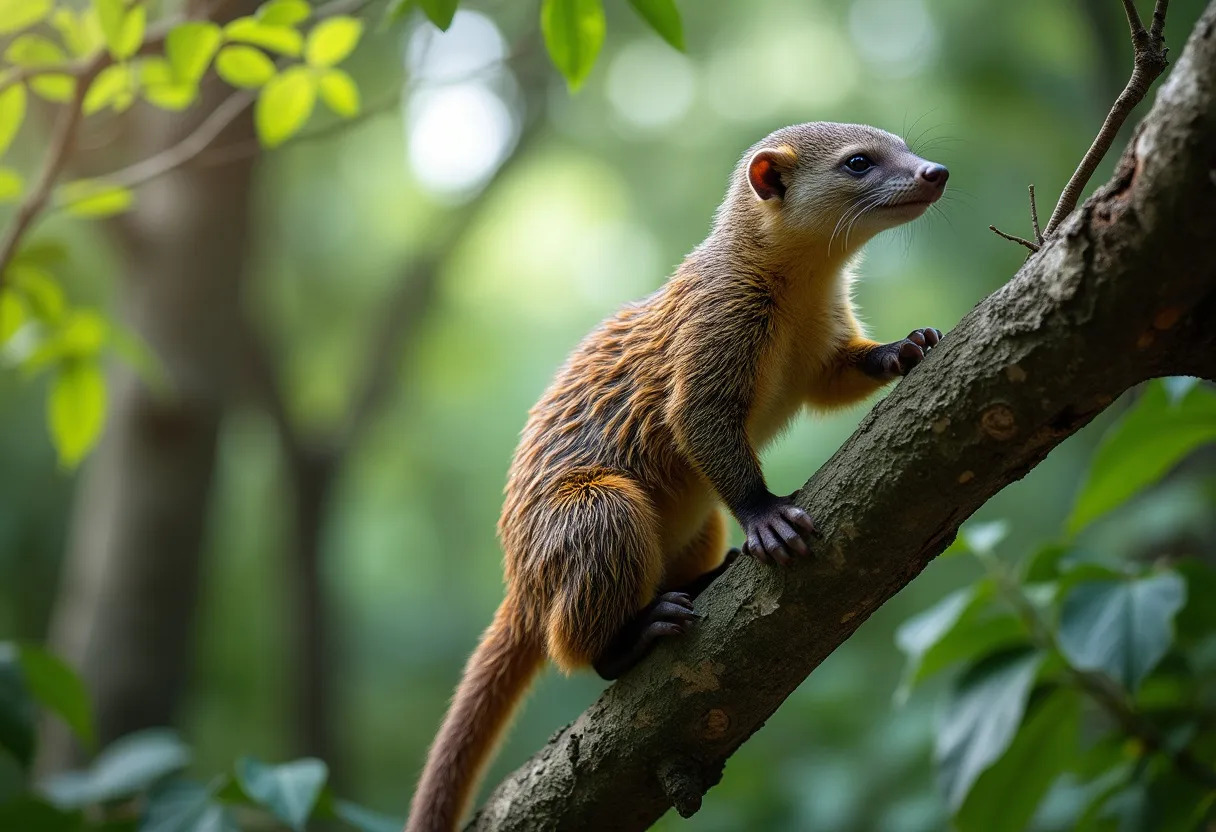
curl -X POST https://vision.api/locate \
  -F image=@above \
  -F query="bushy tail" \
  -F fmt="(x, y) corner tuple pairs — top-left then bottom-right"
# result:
(406, 594), (545, 832)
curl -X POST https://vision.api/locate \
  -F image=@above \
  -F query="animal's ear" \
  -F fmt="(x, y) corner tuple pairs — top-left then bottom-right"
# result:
(747, 147), (795, 201)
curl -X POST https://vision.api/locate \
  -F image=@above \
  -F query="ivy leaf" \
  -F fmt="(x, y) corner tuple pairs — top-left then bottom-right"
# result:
(166, 21), (223, 84)
(48, 359), (107, 468)
(215, 45), (277, 89)
(224, 17), (303, 57)
(0, 0), (52, 35)
(954, 688), (1081, 832)
(16, 644), (95, 749)
(541, 0), (605, 92)
(0, 167), (23, 202)
(318, 68), (359, 117)
(305, 17), (363, 67)
(96, 0), (145, 61)
(258, 0), (311, 27)
(59, 179), (135, 217)
(255, 66), (316, 147)
(935, 648), (1044, 810)
(417, 0), (458, 30)
(234, 757), (328, 831)
(627, 0), (684, 50)
(1057, 571), (1186, 693)
(0, 83), (27, 156)
(141, 58), (198, 111)
(43, 729), (191, 808)
(1068, 381), (1216, 534)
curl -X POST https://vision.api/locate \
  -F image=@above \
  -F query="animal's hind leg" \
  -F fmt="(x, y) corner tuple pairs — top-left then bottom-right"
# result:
(662, 509), (735, 598)
(541, 468), (698, 680)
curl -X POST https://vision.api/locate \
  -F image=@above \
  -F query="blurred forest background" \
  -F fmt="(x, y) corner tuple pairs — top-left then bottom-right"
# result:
(2, 0), (1215, 829)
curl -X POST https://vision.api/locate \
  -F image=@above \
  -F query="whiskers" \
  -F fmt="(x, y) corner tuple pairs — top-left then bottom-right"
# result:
(829, 194), (889, 256)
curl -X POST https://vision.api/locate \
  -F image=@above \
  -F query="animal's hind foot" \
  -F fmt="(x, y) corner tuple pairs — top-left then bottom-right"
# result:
(593, 592), (700, 680)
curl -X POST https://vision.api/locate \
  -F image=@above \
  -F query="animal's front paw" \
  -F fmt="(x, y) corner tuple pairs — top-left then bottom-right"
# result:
(740, 496), (817, 567)
(871, 328), (943, 377)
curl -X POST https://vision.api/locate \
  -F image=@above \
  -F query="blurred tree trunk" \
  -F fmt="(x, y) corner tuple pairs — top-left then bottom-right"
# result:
(38, 2), (260, 772)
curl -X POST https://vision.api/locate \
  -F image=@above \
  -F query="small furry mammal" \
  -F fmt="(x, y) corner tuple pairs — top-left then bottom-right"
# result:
(407, 122), (949, 831)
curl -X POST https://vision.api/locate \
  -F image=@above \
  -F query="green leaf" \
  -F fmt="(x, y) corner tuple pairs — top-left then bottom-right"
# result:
(541, 0), (605, 91)
(144, 780), (239, 832)
(258, 0), (311, 27)
(83, 63), (133, 115)
(1057, 571), (1186, 693)
(382, 0), (414, 26)
(52, 7), (101, 58)
(48, 359), (107, 467)
(140, 58), (198, 111)
(0, 167), (23, 202)
(305, 17), (363, 67)
(166, 22), (223, 84)
(215, 45), (276, 89)
(1068, 381), (1216, 534)
(955, 689), (1080, 832)
(43, 728), (191, 808)
(627, 0), (683, 50)
(332, 798), (402, 832)
(234, 757), (328, 831)
(0, 83), (27, 156)
(318, 68), (359, 117)
(96, 0), (145, 61)
(7, 262), (64, 323)
(0, 0), (52, 35)
(0, 796), (81, 832)
(16, 644), (94, 748)
(417, 0), (457, 30)
(255, 66), (316, 148)
(59, 179), (135, 217)
(0, 288), (25, 343)
(935, 648), (1044, 810)
(0, 643), (35, 768)
(223, 17), (303, 57)
(5, 34), (76, 102)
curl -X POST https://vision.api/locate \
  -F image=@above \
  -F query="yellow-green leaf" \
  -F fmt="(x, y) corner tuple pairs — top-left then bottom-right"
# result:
(140, 57), (197, 110)
(83, 63), (132, 115)
(166, 21), (222, 83)
(255, 65), (316, 147)
(0, 83), (26, 156)
(224, 17), (303, 57)
(627, 0), (683, 50)
(0, 167), (23, 202)
(318, 68), (359, 117)
(304, 17), (362, 67)
(6, 34), (75, 102)
(96, 0), (145, 61)
(58, 310), (108, 357)
(0, 289), (25, 343)
(59, 180), (135, 218)
(7, 263), (64, 323)
(49, 359), (107, 468)
(31, 75), (76, 102)
(52, 8), (101, 58)
(215, 45), (276, 89)
(417, 0), (457, 31)
(0, 0), (52, 36)
(541, 0), (605, 92)
(258, 0), (311, 27)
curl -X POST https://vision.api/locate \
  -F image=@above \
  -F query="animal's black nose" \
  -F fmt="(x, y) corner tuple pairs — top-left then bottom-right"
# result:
(919, 164), (949, 185)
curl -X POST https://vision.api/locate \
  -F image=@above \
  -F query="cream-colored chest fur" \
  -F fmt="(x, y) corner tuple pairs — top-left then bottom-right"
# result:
(748, 258), (857, 448)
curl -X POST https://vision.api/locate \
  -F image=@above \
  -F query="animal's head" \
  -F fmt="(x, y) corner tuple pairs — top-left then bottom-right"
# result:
(737, 122), (948, 254)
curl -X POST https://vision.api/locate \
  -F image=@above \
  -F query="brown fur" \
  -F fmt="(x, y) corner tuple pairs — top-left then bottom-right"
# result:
(406, 123), (947, 831)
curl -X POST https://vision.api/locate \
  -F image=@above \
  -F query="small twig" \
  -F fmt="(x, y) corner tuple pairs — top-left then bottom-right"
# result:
(0, 65), (99, 287)
(1044, 0), (1170, 235)
(1028, 184), (1043, 245)
(988, 225), (1040, 252)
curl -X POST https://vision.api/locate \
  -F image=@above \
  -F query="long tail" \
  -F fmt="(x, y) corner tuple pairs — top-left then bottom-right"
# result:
(406, 593), (545, 832)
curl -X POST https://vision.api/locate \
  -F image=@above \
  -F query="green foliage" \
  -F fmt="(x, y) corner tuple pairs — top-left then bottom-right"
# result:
(95, 0), (145, 62)
(0, 0), (53, 35)
(215, 45), (277, 89)
(58, 179), (134, 217)
(627, 0), (684, 50)
(305, 17), (363, 68)
(0, 84), (26, 155)
(166, 22), (223, 85)
(896, 379), (1216, 831)
(0, 640), (400, 829)
(542, 0), (606, 92)
(256, 65), (317, 148)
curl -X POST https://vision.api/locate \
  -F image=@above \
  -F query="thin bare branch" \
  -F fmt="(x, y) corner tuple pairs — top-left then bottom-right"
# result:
(988, 224), (1041, 252)
(1028, 184), (1043, 244)
(1044, 0), (1170, 235)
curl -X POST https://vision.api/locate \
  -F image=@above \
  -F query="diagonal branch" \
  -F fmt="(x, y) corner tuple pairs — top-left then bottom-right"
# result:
(468, 3), (1216, 829)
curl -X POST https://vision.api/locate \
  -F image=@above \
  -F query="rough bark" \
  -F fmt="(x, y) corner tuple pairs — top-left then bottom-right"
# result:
(39, 0), (260, 771)
(468, 5), (1216, 829)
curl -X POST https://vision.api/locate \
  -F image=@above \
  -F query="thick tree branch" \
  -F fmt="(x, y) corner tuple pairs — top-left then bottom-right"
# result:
(468, 4), (1216, 829)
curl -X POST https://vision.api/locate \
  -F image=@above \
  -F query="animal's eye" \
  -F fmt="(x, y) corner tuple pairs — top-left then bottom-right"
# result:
(844, 154), (874, 174)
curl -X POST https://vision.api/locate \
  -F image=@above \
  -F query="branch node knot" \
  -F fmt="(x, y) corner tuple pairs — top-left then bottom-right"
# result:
(658, 757), (705, 818)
